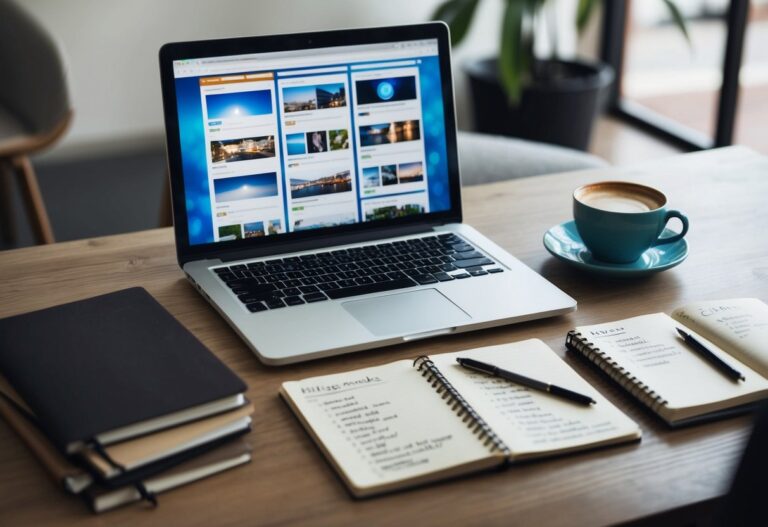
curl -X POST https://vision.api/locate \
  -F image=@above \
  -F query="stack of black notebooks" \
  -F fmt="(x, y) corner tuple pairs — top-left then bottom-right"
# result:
(0, 288), (252, 512)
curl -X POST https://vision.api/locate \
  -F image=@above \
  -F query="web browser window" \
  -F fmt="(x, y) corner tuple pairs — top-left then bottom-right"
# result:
(173, 39), (451, 245)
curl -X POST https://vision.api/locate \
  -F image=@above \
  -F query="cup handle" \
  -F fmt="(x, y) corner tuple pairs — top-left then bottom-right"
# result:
(653, 210), (689, 246)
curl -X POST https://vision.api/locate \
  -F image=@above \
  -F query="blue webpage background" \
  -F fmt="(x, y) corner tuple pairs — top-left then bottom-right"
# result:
(176, 55), (450, 246)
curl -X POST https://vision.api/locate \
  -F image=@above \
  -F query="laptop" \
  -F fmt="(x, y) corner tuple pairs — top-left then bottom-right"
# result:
(158, 22), (575, 365)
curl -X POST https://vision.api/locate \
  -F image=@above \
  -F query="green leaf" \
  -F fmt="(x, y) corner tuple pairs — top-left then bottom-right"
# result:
(499, 0), (526, 104)
(661, 0), (691, 46)
(576, 0), (598, 33)
(432, 0), (481, 47)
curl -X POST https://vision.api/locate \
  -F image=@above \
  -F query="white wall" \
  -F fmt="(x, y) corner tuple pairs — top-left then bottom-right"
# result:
(23, 0), (505, 159)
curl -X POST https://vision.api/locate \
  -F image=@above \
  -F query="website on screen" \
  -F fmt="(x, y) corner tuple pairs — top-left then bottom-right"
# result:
(173, 39), (450, 245)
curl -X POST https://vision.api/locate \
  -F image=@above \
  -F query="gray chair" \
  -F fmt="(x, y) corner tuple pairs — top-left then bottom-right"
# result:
(0, 0), (71, 244)
(457, 131), (608, 186)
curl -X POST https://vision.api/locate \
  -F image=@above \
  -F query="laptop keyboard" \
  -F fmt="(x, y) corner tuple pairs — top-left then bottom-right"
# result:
(212, 233), (503, 313)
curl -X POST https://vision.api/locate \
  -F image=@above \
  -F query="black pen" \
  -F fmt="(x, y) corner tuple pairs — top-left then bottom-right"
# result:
(455, 357), (596, 406)
(676, 328), (745, 382)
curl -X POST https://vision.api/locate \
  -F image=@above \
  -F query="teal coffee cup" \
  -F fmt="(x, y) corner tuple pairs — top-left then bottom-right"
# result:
(573, 181), (689, 264)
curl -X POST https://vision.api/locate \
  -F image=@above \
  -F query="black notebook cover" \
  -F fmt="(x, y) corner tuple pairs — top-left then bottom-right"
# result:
(0, 287), (246, 452)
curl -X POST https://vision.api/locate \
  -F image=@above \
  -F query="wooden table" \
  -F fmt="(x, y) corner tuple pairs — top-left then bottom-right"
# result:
(1, 146), (766, 526)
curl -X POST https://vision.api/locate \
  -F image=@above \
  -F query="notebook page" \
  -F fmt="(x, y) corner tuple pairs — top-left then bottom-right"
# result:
(672, 298), (768, 378)
(576, 313), (768, 411)
(429, 340), (640, 458)
(281, 360), (495, 492)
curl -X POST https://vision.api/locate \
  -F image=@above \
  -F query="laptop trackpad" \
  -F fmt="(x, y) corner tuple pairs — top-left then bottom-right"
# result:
(342, 289), (470, 337)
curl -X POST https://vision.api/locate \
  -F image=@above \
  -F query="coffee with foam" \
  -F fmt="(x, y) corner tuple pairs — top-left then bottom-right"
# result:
(576, 183), (664, 213)
(572, 181), (688, 264)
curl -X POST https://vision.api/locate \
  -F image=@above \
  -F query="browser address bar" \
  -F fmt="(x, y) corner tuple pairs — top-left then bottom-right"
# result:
(350, 60), (417, 70)
(176, 49), (433, 78)
(278, 67), (348, 77)
(197, 53), (377, 75)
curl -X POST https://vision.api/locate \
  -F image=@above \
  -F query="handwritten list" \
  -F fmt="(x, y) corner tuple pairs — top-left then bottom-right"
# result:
(455, 369), (620, 448)
(430, 340), (638, 456)
(673, 298), (768, 377)
(282, 341), (641, 496)
(283, 360), (493, 489)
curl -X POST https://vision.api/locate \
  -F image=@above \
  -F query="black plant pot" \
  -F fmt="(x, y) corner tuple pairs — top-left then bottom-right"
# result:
(464, 58), (614, 151)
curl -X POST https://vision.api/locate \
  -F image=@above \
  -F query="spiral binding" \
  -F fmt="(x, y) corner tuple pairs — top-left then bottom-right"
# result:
(413, 356), (510, 457)
(565, 330), (668, 414)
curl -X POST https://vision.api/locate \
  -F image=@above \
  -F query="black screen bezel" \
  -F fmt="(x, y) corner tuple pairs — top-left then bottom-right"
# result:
(159, 22), (461, 266)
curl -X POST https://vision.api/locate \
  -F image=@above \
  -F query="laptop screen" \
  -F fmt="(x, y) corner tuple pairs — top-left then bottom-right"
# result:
(172, 38), (452, 246)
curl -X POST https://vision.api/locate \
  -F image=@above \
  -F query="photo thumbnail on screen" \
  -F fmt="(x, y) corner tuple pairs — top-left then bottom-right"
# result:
(359, 120), (421, 147)
(397, 161), (424, 184)
(363, 166), (380, 188)
(218, 224), (242, 241)
(244, 221), (266, 238)
(329, 129), (349, 150)
(282, 83), (346, 113)
(306, 130), (328, 153)
(293, 212), (356, 232)
(205, 90), (273, 119)
(286, 133), (306, 156)
(290, 169), (352, 199)
(210, 136), (275, 163)
(213, 172), (279, 203)
(365, 202), (425, 221)
(381, 164), (397, 186)
(355, 76), (417, 105)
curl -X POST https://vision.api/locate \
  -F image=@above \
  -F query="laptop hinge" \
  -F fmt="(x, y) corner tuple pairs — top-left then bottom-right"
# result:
(215, 223), (438, 263)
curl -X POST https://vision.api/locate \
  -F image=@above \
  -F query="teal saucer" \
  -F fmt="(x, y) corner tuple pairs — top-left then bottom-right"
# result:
(543, 220), (688, 277)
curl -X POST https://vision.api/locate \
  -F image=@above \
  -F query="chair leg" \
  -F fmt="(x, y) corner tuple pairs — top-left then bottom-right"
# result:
(13, 155), (55, 244)
(0, 159), (16, 245)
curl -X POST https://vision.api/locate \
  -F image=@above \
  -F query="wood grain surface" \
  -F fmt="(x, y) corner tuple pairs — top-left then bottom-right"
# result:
(0, 146), (766, 526)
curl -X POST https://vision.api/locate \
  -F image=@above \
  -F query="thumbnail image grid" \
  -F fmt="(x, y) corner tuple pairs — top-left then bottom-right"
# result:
(355, 76), (417, 105)
(213, 172), (278, 203)
(210, 136), (275, 163)
(362, 161), (424, 188)
(290, 129), (349, 155)
(290, 170), (352, 199)
(359, 120), (421, 147)
(365, 203), (425, 221)
(282, 83), (346, 113)
(206, 90), (272, 120)
(243, 218), (283, 238)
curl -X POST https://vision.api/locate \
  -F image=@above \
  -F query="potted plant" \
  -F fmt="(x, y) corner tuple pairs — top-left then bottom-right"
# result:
(433, 0), (689, 150)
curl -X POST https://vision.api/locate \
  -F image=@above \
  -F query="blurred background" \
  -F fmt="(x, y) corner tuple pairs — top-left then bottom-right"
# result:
(2, 0), (766, 248)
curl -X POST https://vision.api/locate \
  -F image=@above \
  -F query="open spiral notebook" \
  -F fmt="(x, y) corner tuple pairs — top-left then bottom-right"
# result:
(280, 339), (640, 497)
(566, 298), (768, 426)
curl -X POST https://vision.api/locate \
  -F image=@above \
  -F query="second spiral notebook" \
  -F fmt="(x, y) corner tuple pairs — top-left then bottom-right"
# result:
(280, 339), (640, 497)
